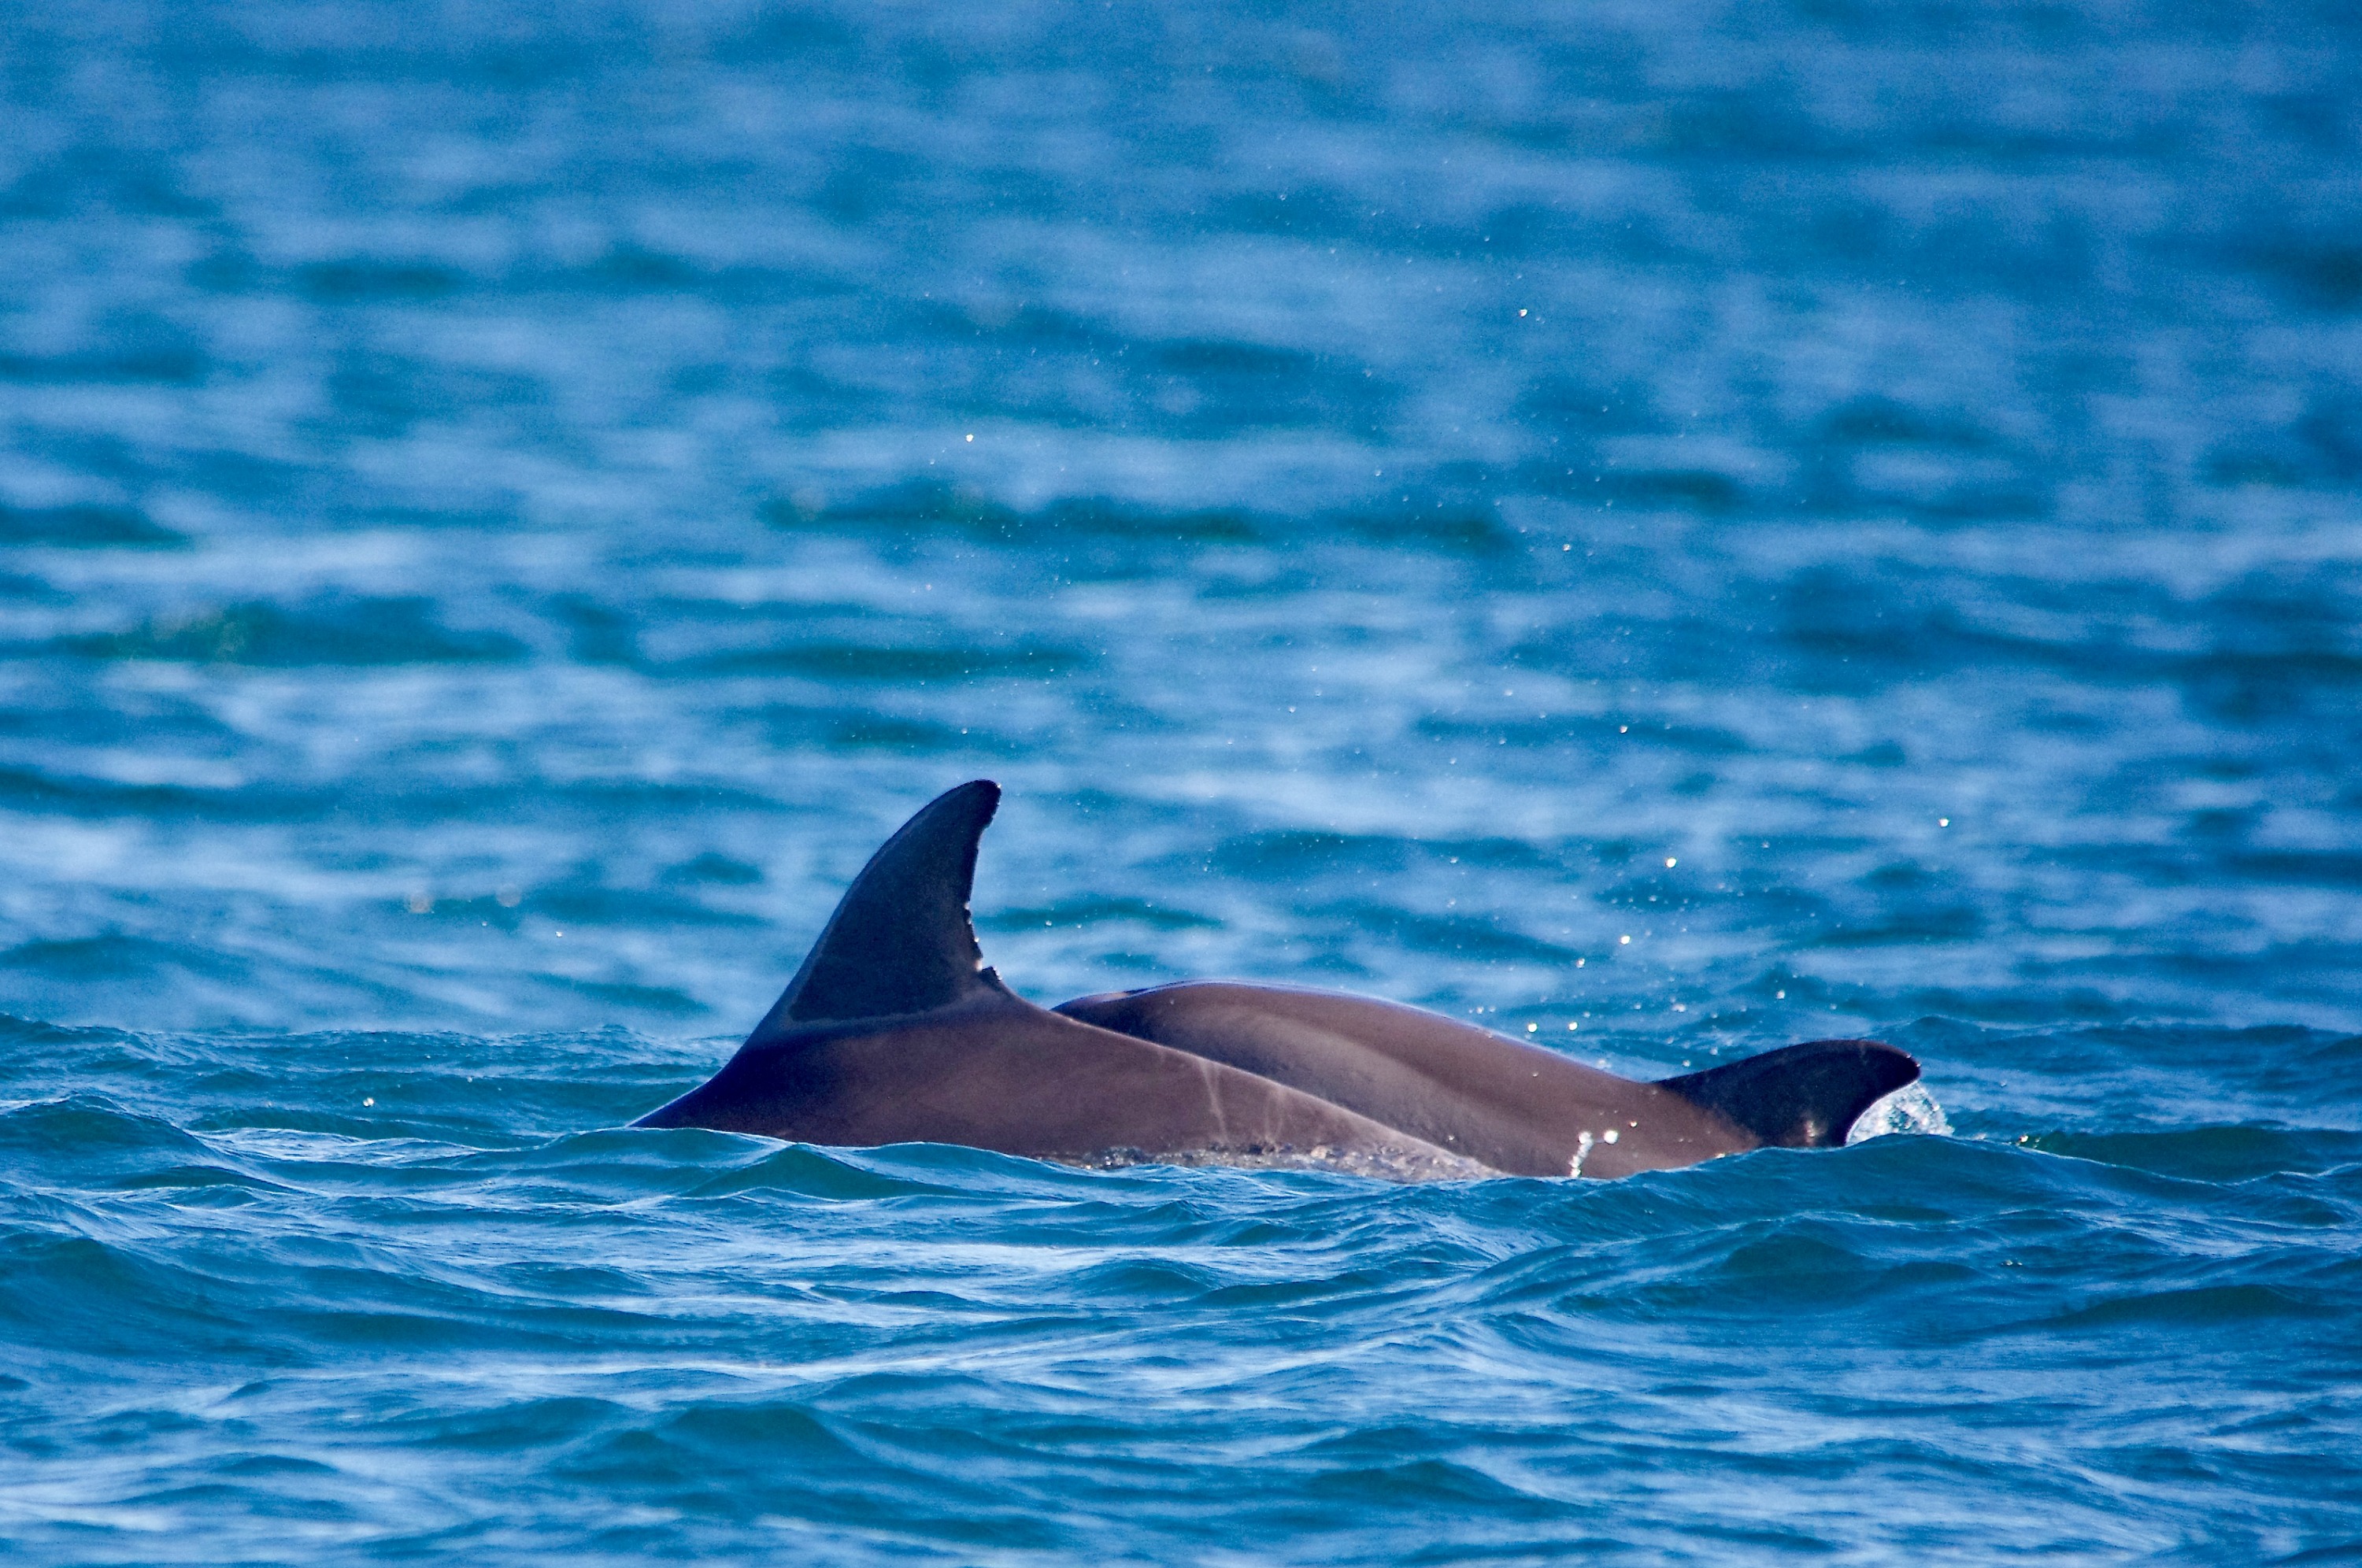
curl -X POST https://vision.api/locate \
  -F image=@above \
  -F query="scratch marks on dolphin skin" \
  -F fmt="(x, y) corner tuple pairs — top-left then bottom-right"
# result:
(1192, 1052), (1235, 1147)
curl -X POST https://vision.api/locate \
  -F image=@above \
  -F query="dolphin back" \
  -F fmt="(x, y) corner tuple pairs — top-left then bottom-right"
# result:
(1653, 1039), (1920, 1147)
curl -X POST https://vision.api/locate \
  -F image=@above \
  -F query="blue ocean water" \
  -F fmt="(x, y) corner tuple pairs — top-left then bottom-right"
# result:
(3, 0), (2360, 1559)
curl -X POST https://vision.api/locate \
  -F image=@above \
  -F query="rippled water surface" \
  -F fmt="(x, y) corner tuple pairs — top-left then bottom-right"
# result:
(3, 0), (2360, 1561)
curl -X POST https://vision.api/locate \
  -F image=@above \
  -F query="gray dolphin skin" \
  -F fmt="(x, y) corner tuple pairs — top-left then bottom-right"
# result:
(638, 780), (1923, 1180)
(633, 781), (1485, 1178)
(1053, 984), (1918, 1178)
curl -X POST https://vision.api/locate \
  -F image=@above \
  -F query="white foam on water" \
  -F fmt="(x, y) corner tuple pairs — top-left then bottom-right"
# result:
(1846, 1082), (1953, 1142)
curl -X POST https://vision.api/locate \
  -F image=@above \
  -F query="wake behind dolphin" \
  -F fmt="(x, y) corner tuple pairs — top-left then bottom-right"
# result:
(636, 782), (1922, 1178)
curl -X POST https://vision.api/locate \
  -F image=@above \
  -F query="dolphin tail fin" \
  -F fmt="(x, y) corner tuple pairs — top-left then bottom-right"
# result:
(746, 779), (1010, 1041)
(1655, 1039), (1921, 1148)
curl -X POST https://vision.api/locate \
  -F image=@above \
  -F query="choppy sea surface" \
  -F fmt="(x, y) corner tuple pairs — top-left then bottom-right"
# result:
(4, 1), (2360, 1560)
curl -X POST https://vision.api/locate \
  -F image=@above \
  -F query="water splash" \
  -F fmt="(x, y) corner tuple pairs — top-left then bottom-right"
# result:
(1846, 1081), (1954, 1142)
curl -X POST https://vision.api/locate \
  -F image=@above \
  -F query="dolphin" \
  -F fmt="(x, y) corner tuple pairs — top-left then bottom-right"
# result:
(638, 780), (1922, 1180)
(635, 781), (1486, 1178)
(1054, 983), (1917, 1178)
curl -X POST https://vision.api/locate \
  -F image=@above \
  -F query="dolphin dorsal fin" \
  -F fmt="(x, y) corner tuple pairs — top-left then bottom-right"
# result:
(1654, 1039), (1921, 1148)
(746, 780), (1009, 1041)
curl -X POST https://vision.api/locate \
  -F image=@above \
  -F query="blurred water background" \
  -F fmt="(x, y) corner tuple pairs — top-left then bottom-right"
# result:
(2, 0), (2360, 1560)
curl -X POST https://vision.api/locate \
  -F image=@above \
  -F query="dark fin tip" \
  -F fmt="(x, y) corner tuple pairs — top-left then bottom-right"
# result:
(748, 780), (1007, 1037)
(1656, 1039), (1922, 1148)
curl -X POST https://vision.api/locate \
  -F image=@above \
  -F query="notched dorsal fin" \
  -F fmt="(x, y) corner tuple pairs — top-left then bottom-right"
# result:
(748, 779), (1009, 1040)
(1656, 1039), (1921, 1148)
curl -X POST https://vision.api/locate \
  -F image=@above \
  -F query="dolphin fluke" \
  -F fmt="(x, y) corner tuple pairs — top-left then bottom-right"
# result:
(746, 778), (1007, 1039)
(1653, 1040), (1920, 1148)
